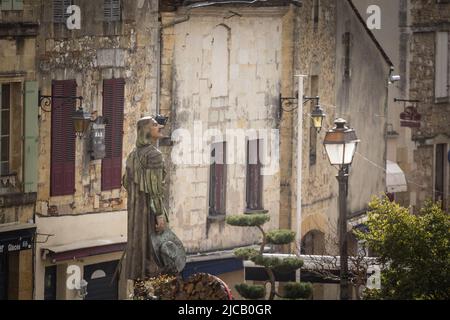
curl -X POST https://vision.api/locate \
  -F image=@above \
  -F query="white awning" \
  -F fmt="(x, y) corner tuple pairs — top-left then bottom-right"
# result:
(386, 160), (407, 193)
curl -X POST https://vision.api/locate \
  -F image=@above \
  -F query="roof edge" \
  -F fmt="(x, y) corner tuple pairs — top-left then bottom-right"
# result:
(346, 0), (394, 67)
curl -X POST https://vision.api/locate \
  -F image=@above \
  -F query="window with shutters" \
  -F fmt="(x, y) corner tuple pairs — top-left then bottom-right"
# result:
(50, 80), (76, 197)
(434, 144), (447, 208)
(312, 0), (320, 31)
(0, 84), (11, 176)
(343, 32), (352, 79)
(435, 32), (449, 102)
(1, 0), (23, 11)
(53, 0), (73, 24)
(209, 142), (227, 216)
(0, 82), (27, 195)
(101, 79), (125, 191)
(246, 139), (263, 211)
(104, 0), (121, 22)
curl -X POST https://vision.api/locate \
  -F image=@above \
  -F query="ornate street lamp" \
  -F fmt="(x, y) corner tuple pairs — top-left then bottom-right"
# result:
(323, 118), (359, 300)
(323, 118), (359, 167)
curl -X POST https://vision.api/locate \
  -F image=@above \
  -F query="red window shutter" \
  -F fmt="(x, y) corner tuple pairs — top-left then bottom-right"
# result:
(51, 80), (76, 197)
(102, 78), (124, 191)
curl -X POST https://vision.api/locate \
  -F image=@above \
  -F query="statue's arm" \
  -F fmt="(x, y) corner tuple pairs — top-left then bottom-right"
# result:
(148, 169), (168, 221)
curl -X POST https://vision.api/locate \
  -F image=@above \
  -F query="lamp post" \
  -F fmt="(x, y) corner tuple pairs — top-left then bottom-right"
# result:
(323, 118), (359, 300)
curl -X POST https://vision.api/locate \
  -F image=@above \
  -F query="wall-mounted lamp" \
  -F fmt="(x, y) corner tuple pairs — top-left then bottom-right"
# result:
(38, 91), (107, 138)
(279, 94), (327, 132)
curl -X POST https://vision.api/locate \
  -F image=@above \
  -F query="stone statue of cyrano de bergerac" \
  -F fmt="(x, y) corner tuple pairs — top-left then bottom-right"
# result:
(121, 115), (186, 282)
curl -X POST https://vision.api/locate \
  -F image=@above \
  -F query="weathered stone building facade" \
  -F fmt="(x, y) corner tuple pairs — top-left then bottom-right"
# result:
(406, 0), (450, 212)
(33, 0), (159, 300)
(1, 0), (393, 300)
(353, 0), (450, 213)
(290, 0), (392, 299)
(0, 0), (39, 300)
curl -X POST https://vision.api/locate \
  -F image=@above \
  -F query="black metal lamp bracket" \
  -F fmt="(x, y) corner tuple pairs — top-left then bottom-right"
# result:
(38, 90), (84, 112)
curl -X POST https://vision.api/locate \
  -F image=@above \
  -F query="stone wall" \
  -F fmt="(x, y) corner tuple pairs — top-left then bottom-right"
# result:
(292, 0), (390, 253)
(0, 0), (39, 227)
(406, 0), (450, 212)
(292, 0), (339, 251)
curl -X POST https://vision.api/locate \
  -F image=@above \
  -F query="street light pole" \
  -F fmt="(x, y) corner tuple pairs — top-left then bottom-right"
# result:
(337, 165), (350, 300)
(323, 118), (359, 301)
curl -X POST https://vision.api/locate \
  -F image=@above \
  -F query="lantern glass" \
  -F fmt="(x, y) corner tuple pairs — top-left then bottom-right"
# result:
(324, 141), (358, 166)
(72, 109), (92, 136)
(311, 104), (326, 131)
(312, 114), (324, 130)
(323, 118), (359, 166)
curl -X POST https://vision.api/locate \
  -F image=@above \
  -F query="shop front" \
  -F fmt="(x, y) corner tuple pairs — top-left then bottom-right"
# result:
(0, 223), (36, 300)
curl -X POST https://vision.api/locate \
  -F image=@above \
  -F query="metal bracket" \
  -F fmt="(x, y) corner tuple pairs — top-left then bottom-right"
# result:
(38, 90), (84, 112)
(278, 93), (320, 119)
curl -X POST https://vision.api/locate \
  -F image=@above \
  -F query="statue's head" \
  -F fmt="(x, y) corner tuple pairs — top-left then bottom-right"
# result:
(137, 116), (166, 146)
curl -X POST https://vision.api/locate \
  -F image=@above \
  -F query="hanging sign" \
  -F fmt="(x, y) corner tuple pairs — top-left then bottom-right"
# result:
(400, 106), (421, 128)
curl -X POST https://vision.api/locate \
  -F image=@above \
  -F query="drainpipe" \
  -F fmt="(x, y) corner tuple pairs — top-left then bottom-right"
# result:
(155, 0), (161, 116)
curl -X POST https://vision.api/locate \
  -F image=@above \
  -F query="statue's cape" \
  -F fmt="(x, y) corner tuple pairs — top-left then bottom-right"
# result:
(126, 144), (164, 195)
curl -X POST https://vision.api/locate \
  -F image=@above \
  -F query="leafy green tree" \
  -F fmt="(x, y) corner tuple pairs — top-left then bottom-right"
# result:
(355, 197), (450, 300)
(226, 211), (312, 300)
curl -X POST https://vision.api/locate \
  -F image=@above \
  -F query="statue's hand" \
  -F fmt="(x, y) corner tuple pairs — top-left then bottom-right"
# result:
(155, 215), (166, 234)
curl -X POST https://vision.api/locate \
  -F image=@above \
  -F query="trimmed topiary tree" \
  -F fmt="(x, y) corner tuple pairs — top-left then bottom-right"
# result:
(227, 212), (312, 300)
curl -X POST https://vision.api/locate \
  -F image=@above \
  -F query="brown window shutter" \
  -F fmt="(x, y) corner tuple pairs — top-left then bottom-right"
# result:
(209, 142), (226, 216)
(53, 0), (72, 23)
(51, 80), (76, 197)
(246, 139), (263, 211)
(104, 0), (121, 22)
(102, 78), (124, 191)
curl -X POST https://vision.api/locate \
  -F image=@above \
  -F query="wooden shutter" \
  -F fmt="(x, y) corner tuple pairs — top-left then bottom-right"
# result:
(246, 140), (263, 211)
(435, 144), (445, 204)
(51, 80), (76, 196)
(53, 0), (72, 23)
(23, 81), (39, 193)
(102, 78), (124, 191)
(209, 142), (226, 215)
(104, 0), (121, 22)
